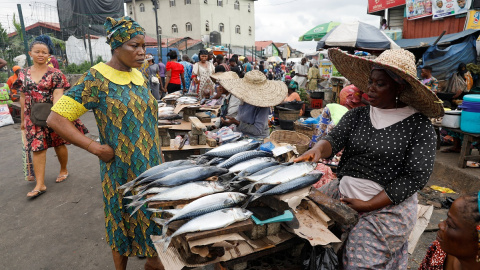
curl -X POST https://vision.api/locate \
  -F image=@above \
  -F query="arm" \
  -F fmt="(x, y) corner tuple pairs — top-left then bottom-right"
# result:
(232, 107), (270, 136)
(164, 70), (171, 92)
(0, 58), (6, 69)
(52, 89), (64, 104)
(47, 112), (114, 162)
(156, 66), (164, 89)
(180, 72), (186, 93)
(20, 93), (25, 130)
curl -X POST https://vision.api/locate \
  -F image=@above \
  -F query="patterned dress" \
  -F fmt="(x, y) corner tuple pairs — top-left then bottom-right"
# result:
(14, 67), (88, 152)
(180, 60), (193, 91)
(51, 62), (162, 257)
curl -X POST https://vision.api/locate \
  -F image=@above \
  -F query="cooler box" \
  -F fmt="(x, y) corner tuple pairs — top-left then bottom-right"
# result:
(460, 94), (480, 133)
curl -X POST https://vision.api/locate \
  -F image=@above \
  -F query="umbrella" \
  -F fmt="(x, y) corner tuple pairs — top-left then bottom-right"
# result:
(316, 21), (400, 50)
(299, 21), (340, 41)
(267, 56), (283, 63)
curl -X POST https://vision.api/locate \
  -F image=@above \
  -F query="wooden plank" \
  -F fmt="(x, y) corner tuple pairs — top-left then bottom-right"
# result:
(308, 188), (358, 226)
(184, 220), (254, 242)
(161, 144), (213, 152)
(148, 198), (197, 208)
(189, 116), (206, 130)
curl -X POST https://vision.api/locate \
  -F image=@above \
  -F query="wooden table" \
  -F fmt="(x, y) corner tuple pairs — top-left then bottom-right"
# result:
(434, 124), (480, 168)
(159, 118), (217, 132)
(161, 144), (214, 161)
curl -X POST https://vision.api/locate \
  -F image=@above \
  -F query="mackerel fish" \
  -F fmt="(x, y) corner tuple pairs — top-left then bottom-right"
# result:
(203, 141), (260, 158)
(142, 166), (229, 189)
(228, 157), (276, 173)
(217, 151), (272, 169)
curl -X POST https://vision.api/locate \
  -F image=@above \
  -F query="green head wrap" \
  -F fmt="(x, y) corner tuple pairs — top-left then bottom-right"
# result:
(104, 16), (145, 50)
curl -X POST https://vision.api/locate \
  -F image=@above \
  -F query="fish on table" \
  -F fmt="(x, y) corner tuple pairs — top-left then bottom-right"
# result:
(203, 141), (261, 158)
(217, 151), (273, 169)
(228, 157), (276, 173)
(141, 166), (229, 190)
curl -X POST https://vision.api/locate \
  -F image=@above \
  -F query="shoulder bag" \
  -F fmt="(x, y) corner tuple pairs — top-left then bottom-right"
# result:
(27, 69), (53, 127)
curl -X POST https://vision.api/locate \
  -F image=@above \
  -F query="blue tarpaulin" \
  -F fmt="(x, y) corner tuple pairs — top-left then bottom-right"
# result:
(419, 35), (477, 81)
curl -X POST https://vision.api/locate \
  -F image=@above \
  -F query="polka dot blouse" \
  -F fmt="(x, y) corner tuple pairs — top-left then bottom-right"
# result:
(323, 106), (437, 205)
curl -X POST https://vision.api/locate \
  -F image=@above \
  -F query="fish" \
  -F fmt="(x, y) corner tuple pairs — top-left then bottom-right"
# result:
(228, 157), (276, 173)
(123, 187), (169, 201)
(230, 161), (279, 183)
(155, 208), (253, 251)
(123, 165), (198, 195)
(158, 113), (182, 120)
(242, 162), (317, 192)
(149, 192), (247, 236)
(242, 164), (288, 182)
(205, 157), (226, 166)
(142, 166), (229, 189)
(118, 160), (195, 191)
(127, 181), (226, 214)
(242, 173), (323, 208)
(217, 151), (273, 169)
(203, 141), (261, 158)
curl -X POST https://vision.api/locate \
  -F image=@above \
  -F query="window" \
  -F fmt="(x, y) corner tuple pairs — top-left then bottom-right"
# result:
(139, 3), (145, 12)
(205, 20), (209, 31)
(249, 26), (252, 36)
(234, 1), (240, 10)
(204, 0), (208, 3)
(186, 22), (192, 32)
(172, 24), (178, 33)
(128, 5), (133, 15)
(170, 0), (176, 7)
(248, 3), (251, 12)
(219, 23), (224, 32)
(158, 26), (162, 35)
(235, 25), (240, 34)
(185, 0), (191, 4)
(217, 0), (223, 7)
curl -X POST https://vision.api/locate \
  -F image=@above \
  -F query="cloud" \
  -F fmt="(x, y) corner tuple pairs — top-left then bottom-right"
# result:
(254, 0), (381, 53)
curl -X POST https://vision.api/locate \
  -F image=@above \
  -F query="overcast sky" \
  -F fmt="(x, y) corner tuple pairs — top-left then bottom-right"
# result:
(0, 0), (381, 53)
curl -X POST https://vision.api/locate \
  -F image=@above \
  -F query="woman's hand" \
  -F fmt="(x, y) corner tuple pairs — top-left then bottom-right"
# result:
(293, 147), (322, 163)
(340, 198), (372, 212)
(90, 143), (115, 163)
(20, 121), (25, 130)
(221, 116), (239, 126)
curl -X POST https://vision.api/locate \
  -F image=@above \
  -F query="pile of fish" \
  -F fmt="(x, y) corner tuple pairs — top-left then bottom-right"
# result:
(158, 106), (181, 120)
(176, 96), (198, 105)
(118, 140), (323, 250)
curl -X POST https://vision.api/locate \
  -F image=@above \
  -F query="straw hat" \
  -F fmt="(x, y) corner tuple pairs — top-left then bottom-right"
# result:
(219, 70), (288, 107)
(328, 48), (444, 118)
(210, 71), (239, 83)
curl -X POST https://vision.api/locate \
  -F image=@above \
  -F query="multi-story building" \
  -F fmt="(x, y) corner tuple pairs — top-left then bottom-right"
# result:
(125, 0), (256, 48)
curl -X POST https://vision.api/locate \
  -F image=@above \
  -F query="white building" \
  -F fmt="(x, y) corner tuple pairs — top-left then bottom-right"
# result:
(125, 0), (256, 48)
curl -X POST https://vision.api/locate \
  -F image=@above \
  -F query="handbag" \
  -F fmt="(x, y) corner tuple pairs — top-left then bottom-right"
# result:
(24, 68), (52, 127)
(151, 76), (159, 84)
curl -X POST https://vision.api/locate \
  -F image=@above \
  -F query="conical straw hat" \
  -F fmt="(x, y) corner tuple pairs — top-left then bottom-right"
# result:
(328, 48), (444, 118)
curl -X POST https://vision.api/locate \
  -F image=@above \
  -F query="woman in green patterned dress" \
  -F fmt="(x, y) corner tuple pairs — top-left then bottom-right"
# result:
(47, 17), (164, 270)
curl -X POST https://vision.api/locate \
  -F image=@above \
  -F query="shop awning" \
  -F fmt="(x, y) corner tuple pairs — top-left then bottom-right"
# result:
(396, 29), (480, 49)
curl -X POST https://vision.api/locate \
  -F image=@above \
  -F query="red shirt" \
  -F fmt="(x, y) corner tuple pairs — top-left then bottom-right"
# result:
(166, 61), (184, 85)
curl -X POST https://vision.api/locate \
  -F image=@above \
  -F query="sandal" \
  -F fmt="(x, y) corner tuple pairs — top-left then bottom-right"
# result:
(27, 189), (46, 199)
(440, 148), (460, 153)
(56, 174), (69, 183)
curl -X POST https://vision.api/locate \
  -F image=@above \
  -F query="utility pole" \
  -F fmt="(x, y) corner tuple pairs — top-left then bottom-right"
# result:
(131, 0), (138, 20)
(17, 4), (31, 66)
(152, 0), (161, 62)
(87, 20), (94, 66)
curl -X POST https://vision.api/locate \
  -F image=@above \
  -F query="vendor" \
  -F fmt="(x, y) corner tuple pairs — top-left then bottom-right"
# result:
(283, 80), (305, 116)
(293, 57), (309, 89)
(295, 48), (443, 269)
(210, 71), (241, 128)
(219, 70), (287, 138)
(420, 66), (439, 94)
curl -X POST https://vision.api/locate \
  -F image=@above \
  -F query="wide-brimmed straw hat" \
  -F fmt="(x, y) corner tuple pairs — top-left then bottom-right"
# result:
(328, 48), (444, 118)
(219, 70), (288, 107)
(210, 71), (239, 83)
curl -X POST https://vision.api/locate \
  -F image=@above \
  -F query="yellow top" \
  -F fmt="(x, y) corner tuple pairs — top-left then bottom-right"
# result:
(92, 62), (145, 86)
(51, 95), (88, 121)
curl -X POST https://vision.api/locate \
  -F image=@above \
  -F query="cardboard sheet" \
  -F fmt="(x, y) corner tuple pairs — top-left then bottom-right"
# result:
(275, 187), (312, 211)
(284, 199), (341, 246)
(408, 204), (434, 254)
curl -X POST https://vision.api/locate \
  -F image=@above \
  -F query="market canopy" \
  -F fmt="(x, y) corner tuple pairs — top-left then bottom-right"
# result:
(267, 56), (283, 63)
(395, 29), (480, 49)
(316, 21), (400, 50)
(299, 22), (340, 41)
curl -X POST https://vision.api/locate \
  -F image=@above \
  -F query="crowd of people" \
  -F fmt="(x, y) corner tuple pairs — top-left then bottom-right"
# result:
(1, 15), (479, 270)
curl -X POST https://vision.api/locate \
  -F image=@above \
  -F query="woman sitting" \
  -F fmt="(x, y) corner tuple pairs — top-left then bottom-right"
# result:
(283, 80), (304, 116)
(419, 192), (480, 269)
(295, 48), (443, 269)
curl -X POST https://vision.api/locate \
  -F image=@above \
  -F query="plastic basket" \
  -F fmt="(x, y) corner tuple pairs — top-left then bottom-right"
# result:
(270, 130), (310, 154)
(278, 110), (300, 121)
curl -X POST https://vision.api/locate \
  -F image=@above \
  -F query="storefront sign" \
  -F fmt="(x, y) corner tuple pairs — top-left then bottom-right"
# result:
(465, 10), (480, 30)
(432, 0), (471, 19)
(406, 0), (433, 20)
(368, 0), (406, 13)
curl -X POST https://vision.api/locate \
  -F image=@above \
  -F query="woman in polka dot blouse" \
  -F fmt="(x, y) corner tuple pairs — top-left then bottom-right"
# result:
(295, 48), (444, 269)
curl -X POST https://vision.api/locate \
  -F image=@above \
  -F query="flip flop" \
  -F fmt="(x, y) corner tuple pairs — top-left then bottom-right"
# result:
(27, 189), (46, 199)
(55, 174), (69, 183)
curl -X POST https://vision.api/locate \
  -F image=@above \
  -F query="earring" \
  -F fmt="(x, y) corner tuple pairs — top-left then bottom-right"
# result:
(396, 96), (398, 109)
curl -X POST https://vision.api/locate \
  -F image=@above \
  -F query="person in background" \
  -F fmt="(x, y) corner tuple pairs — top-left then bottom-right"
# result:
(283, 80), (304, 116)
(215, 55), (230, 72)
(381, 18), (389, 30)
(259, 61), (265, 73)
(158, 59), (166, 87)
(145, 54), (163, 100)
(420, 66), (439, 93)
(242, 58), (253, 73)
(7, 66), (21, 101)
(207, 49), (214, 63)
(458, 63), (473, 93)
(164, 50), (185, 94)
(229, 58), (242, 78)
(0, 82), (12, 105)
(180, 55), (193, 93)
(210, 72), (241, 128)
(220, 70), (288, 138)
(295, 48), (443, 269)
(339, 84), (369, 110)
(47, 16), (164, 270)
(14, 38), (88, 198)
(307, 63), (321, 91)
(293, 57), (309, 89)
(193, 49), (215, 99)
(419, 192), (480, 269)
(34, 35), (59, 69)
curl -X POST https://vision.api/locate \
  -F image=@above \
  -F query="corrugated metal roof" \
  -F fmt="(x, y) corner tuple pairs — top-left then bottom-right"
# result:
(396, 29), (480, 49)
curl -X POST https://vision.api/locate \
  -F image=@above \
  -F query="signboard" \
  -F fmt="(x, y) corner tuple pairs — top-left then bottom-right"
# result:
(368, 0), (406, 13)
(465, 10), (480, 30)
(406, 0), (433, 20)
(432, 0), (471, 19)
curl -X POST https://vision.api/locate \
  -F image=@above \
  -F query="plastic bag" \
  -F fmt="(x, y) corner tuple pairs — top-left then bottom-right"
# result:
(0, 104), (14, 127)
(446, 73), (467, 94)
(259, 142), (275, 152)
(301, 243), (338, 270)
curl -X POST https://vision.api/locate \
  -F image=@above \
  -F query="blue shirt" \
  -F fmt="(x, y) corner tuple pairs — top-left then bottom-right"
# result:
(235, 102), (270, 138)
(158, 62), (166, 77)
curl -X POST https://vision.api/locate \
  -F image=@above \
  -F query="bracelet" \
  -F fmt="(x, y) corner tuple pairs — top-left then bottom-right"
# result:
(86, 139), (94, 152)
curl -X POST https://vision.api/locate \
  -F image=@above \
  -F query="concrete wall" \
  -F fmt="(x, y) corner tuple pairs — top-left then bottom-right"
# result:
(128, 0), (255, 47)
